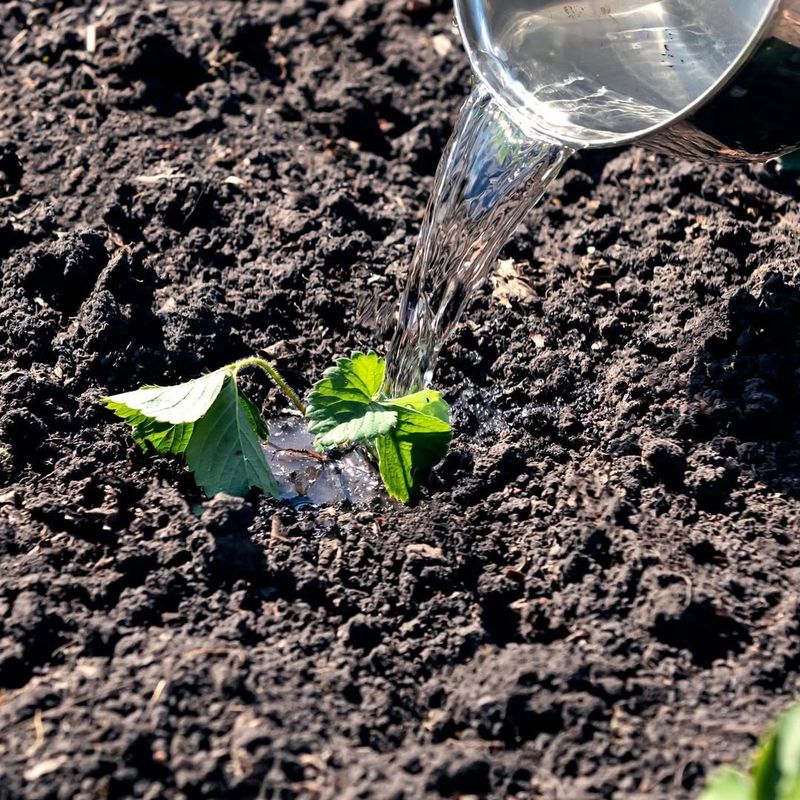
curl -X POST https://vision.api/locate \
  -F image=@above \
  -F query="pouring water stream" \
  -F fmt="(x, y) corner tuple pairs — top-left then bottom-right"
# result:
(385, 0), (800, 394)
(385, 85), (573, 394)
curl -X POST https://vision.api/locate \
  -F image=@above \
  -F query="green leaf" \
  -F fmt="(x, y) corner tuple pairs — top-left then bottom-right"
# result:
(756, 730), (781, 800)
(307, 352), (452, 502)
(132, 418), (195, 455)
(391, 388), (450, 423)
(315, 405), (397, 450)
(104, 402), (193, 456)
(185, 379), (279, 498)
(103, 369), (228, 425)
(376, 405), (452, 503)
(699, 705), (800, 800)
(103, 369), (228, 456)
(237, 393), (269, 440)
(699, 769), (753, 800)
(103, 366), (279, 499)
(306, 352), (397, 448)
(767, 705), (800, 800)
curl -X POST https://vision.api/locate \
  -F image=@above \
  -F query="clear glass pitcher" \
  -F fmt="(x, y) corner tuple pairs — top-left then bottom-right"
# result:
(453, 0), (800, 160)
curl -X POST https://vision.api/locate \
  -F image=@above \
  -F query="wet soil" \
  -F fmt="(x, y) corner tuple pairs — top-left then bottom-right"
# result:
(1, 2), (799, 799)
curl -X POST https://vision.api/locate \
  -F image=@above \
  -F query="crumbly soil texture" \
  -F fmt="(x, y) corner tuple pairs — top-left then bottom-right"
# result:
(1, 2), (799, 799)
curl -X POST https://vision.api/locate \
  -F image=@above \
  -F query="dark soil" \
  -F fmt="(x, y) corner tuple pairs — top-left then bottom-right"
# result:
(1, 2), (799, 798)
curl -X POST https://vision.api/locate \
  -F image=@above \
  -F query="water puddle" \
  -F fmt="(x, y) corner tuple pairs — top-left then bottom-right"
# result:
(451, 381), (509, 441)
(264, 416), (381, 508)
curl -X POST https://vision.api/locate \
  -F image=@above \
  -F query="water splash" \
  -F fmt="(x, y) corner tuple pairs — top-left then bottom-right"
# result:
(386, 85), (573, 394)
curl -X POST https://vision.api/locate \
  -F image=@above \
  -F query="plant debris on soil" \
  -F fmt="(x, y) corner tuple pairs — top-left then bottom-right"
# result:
(1, 1), (799, 799)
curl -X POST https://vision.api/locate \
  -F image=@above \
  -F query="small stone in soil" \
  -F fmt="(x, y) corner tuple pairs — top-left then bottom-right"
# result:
(264, 416), (380, 507)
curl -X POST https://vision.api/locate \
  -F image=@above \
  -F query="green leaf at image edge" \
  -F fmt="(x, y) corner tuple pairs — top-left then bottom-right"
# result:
(699, 704), (800, 800)
(699, 768), (753, 800)
(755, 725), (781, 800)
(775, 706), (800, 800)
(754, 705), (800, 800)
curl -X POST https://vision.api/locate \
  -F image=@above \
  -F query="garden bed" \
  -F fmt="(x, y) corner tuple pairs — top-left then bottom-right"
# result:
(1, 1), (799, 798)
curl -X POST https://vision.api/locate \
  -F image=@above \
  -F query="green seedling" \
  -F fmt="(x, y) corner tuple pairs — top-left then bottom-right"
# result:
(700, 704), (800, 800)
(306, 352), (451, 502)
(102, 352), (450, 504)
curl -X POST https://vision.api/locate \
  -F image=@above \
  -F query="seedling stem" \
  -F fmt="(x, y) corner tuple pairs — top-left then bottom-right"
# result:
(231, 356), (306, 415)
